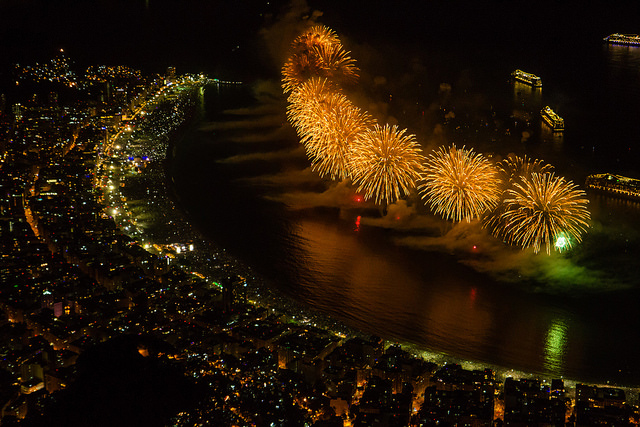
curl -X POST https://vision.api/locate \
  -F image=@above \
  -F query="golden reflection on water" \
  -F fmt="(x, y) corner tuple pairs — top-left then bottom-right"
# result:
(540, 123), (564, 146)
(297, 215), (497, 351)
(513, 81), (542, 109)
(421, 283), (493, 350)
(296, 218), (421, 312)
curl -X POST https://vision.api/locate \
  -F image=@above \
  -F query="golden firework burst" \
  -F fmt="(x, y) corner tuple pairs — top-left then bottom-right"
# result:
(307, 102), (375, 180)
(498, 171), (590, 254)
(350, 124), (425, 205)
(485, 154), (554, 231)
(281, 26), (359, 93)
(420, 145), (501, 222)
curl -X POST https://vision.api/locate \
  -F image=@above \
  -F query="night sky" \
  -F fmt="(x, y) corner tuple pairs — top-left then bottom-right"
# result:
(2, 0), (640, 82)
(4, 0), (640, 415)
(0, 0), (279, 78)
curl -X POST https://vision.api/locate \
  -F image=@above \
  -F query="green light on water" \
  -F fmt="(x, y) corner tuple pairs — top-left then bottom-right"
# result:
(544, 319), (568, 374)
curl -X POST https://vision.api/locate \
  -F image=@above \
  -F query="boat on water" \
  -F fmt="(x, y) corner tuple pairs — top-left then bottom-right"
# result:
(585, 173), (640, 200)
(540, 106), (564, 131)
(511, 69), (542, 87)
(603, 33), (640, 46)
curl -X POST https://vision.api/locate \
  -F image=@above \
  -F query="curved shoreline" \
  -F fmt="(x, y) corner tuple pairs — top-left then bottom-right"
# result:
(117, 82), (640, 402)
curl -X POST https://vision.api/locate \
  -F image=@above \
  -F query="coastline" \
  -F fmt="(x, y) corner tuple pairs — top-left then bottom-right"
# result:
(112, 82), (639, 407)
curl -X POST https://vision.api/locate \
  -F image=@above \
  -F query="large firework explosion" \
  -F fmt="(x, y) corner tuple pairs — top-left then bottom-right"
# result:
(306, 101), (375, 180)
(484, 154), (554, 232)
(286, 78), (373, 179)
(281, 26), (359, 94)
(496, 154), (554, 185)
(281, 26), (590, 255)
(419, 145), (501, 222)
(286, 78), (344, 140)
(497, 171), (590, 254)
(349, 124), (425, 205)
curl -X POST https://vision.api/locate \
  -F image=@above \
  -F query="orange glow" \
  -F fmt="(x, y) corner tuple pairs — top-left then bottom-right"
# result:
(350, 124), (425, 205)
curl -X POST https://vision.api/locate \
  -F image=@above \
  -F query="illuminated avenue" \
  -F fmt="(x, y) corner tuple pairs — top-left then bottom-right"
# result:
(1, 48), (639, 426)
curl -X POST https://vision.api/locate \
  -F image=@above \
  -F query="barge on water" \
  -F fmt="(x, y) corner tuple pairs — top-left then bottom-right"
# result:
(603, 33), (640, 46)
(511, 69), (542, 88)
(540, 106), (564, 132)
(585, 173), (640, 200)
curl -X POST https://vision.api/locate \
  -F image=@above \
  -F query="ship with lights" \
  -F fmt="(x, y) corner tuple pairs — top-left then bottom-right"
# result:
(511, 69), (542, 87)
(585, 173), (640, 200)
(540, 106), (564, 131)
(603, 33), (640, 46)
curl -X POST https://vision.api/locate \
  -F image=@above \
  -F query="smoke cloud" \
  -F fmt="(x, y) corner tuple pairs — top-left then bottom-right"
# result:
(258, 0), (323, 70)
(197, 0), (630, 296)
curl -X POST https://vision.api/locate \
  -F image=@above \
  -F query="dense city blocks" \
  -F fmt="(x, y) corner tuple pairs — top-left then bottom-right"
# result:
(1, 50), (639, 426)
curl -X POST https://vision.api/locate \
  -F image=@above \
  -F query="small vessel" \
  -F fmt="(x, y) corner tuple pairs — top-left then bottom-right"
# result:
(585, 173), (640, 200)
(511, 69), (542, 88)
(540, 106), (564, 131)
(603, 33), (640, 46)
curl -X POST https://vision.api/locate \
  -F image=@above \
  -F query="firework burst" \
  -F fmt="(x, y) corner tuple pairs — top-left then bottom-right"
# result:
(307, 102), (375, 180)
(285, 78), (353, 150)
(281, 26), (359, 93)
(286, 77), (339, 135)
(485, 154), (554, 231)
(496, 154), (553, 186)
(291, 25), (341, 51)
(286, 78), (372, 179)
(419, 145), (500, 222)
(350, 124), (425, 205)
(498, 172), (590, 254)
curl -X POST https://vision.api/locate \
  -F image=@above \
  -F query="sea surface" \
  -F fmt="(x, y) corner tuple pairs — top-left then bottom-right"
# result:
(169, 33), (640, 386)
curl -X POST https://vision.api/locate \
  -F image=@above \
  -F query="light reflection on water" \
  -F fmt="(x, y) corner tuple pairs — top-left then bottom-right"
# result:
(544, 318), (569, 376)
(171, 43), (640, 386)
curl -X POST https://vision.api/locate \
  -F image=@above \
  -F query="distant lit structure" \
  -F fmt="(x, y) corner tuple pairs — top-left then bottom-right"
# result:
(603, 33), (640, 46)
(14, 49), (77, 88)
(585, 173), (640, 200)
(166, 66), (176, 83)
(540, 106), (564, 132)
(511, 69), (542, 88)
(12, 103), (23, 121)
(221, 274), (247, 312)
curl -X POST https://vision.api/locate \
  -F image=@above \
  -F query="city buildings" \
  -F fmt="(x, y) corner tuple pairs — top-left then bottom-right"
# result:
(1, 53), (638, 426)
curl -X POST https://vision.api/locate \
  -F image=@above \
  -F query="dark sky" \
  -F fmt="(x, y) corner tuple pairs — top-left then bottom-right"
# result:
(2, 0), (640, 80)
(0, 0), (282, 78)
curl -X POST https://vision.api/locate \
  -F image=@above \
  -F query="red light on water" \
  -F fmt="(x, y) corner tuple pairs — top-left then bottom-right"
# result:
(354, 215), (361, 232)
(470, 287), (477, 301)
(396, 216), (401, 220)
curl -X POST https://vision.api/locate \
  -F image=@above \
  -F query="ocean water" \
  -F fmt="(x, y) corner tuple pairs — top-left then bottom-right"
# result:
(169, 35), (640, 386)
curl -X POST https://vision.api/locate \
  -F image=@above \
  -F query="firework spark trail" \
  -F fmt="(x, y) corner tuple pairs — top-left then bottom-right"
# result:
(279, 25), (592, 254)
(350, 124), (425, 205)
(419, 145), (501, 222)
(281, 26), (359, 94)
(285, 78), (350, 142)
(298, 92), (352, 158)
(291, 25), (341, 50)
(307, 102), (375, 180)
(312, 43), (359, 85)
(497, 154), (554, 187)
(499, 172), (590, 254)
(285, 77), (373, 180)
(485, 154), (554, 232)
